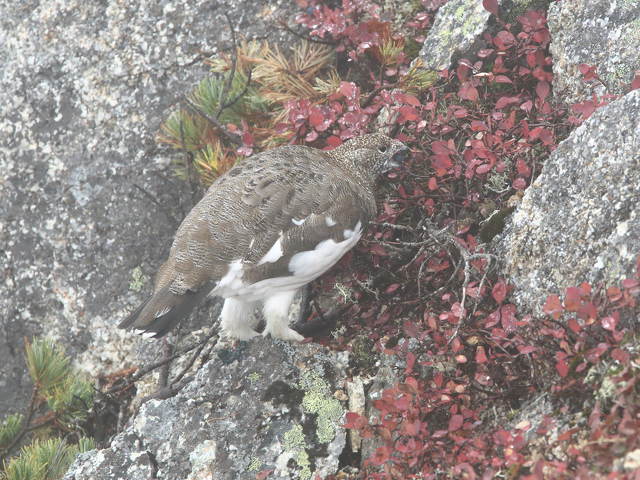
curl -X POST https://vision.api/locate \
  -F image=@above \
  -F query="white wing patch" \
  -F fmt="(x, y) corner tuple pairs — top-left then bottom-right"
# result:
(292, 217), (307, 226)
(343, 221), (362, 239)
(325, 216), (337, 227)
(221, 221), (363, 302)
(289, 220), (363, 277)
(258, 235), (284, 265)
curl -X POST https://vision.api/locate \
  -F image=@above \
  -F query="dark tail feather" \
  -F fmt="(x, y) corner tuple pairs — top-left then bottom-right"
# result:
(119, 286), (210, 338)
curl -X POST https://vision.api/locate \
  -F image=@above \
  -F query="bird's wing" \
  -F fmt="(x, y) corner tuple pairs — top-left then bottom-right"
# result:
(166, 147), (376, 293)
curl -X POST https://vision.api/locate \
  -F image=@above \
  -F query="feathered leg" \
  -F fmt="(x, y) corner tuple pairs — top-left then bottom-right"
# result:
(220, 297), (259, 340)
(262, 290), (305, 342)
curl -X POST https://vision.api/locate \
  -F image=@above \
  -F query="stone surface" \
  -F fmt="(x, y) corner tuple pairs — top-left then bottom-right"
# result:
(548, 0), (640, 104)
(498, 89), (640, 315)
(0, 0), (293, 419)
(418, 0), (495, 71)
(64, 338), (349, 480)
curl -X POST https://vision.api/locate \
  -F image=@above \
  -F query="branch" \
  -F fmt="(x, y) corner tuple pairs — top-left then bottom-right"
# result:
(219, 68), (253, 112)
(277, 18), (337, 46)
(0, 388), (39, 462)
(182, 96), (242, 145)
(216, 10), (238, 119)
(103, 326), (220, 395)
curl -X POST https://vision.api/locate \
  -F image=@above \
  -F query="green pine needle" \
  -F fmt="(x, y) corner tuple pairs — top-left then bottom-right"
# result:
(0, 415), (23, 450)
(24, 339), (71, 393)
(2, 437), (94, 480)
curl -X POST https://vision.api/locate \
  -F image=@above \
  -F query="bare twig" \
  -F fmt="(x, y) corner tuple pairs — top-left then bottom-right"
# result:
(183, 96), (242, 145)
(178, 112), (199, 207)
(217, 11), (238, 119)
(220, 69), (253, 111)
(448, 248), (497, 343)
(103, 327), (219, 395)
(277, 18), (337, 45)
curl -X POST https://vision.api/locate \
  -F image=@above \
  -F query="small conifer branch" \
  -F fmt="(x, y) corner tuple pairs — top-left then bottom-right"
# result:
(219, 68), (253, 112)
(182, 96), (242, 145)
(0, 389), (38, 463)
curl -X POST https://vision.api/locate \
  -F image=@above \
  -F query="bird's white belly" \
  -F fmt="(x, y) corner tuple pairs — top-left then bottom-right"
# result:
(211, 222), (363, 302)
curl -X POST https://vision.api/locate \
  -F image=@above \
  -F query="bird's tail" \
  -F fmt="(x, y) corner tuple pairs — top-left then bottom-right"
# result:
(119, 285), (210, 338)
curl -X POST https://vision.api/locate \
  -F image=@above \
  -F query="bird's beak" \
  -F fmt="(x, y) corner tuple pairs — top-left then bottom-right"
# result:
(388, 147), (410, 168)
(392, 148), (410, 164)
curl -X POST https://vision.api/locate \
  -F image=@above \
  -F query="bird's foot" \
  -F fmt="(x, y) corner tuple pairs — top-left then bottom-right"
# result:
(220, 324), (260, 341)
(262, 325), (305, 342)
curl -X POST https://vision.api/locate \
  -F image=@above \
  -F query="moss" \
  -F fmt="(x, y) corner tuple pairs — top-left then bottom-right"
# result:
(129, 267), (147, 292)
(299, 370), (344, 444)
(454, 5), (466, 21)
(351, 336), (377, 373)
(248, 372), (261, 383)
(283, 424), (312, 480)
(503, 0), (553, 23)
(247, 457), (262, 472)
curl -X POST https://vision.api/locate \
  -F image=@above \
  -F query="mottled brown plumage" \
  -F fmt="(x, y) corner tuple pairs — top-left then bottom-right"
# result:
(120, 133), (409, 340)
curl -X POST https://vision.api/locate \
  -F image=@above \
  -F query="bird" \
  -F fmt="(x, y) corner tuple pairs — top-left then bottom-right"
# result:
(119, 133), (409, 341)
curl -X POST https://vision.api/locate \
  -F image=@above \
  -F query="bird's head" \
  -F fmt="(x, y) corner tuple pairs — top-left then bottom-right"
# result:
(327, 133), (410, 182)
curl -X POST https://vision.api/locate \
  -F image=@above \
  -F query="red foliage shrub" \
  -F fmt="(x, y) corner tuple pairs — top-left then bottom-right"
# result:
(287, 1), (640, 478)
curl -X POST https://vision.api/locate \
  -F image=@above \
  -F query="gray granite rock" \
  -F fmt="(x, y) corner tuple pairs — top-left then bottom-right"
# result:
(417, 0), (496, 71)
(498, 89), (640, 315)
(64, 338), (349, 480)
(548, 0), (640, 104)
(0, 0), (293, 418)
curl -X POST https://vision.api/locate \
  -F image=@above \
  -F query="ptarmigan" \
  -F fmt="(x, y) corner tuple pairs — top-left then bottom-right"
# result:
(119, 133), (409, 341)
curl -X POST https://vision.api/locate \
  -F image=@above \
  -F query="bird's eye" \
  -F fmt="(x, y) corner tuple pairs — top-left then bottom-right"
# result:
(378, 146), (388, 153)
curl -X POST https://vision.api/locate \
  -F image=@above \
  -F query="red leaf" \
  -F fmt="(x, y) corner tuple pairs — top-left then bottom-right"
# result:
(482, 0), (499, 16)
(256, 469), (274, 480)
(571, 100), (597, 119)
(567, 318), (581, 334)
(493, 429), (511, 445)
(385, 283), (400, 294)
(458, 81), (479, 102)
(403, 93), (421, 106)
(536, 81), (550, 100)
(494, 30), (516, 50)
(492, 281), (507, 303)
(398, 105), (420, 122)
(494, 75), (513, 84)
(427, 176), (438, 190)
(449, 414), (464, 432)
(326, 135), (342, 148)
(339, 81), (358, 100)
(495, 96), (521, 109)
(543, 295), (563, 319)
(344, 412), (367, 430)
(555, 358), (569, 377)
(476, 163), (492, 174)
(308, 109), (324, 128)
(564, 287), (582, 311)
(578, 63), (598, 81)
(475, 346), (488, 363)
(512, 177), (527, 190)
(611, 348), (630, 364)
(631, 71), (640, 90)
